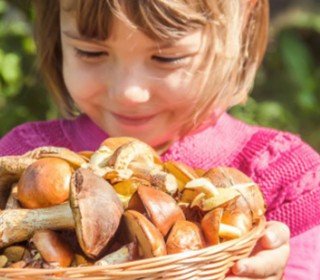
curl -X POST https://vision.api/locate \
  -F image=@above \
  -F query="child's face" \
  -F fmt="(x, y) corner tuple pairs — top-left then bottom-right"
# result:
(60, 5), (207, 149)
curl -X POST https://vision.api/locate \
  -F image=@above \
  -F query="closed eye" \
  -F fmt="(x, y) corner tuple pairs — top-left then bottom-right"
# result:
(152, 55), (186, 64)
(75, 48), (108, 58)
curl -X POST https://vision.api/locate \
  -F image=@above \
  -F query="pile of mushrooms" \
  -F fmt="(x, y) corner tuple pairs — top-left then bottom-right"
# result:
(0, 137), (265, 268)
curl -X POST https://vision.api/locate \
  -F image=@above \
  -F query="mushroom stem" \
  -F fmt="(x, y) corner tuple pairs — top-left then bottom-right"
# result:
(0, 203), (74, 248)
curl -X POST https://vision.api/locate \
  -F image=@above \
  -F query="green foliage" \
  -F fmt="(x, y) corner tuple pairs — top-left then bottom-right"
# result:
(0, 0), (58, 136)
(0, 1), (319, 152)
(230, 8), (320, 151)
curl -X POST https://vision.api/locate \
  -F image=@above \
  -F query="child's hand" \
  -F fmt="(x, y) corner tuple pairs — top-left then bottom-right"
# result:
(225, 221), (290, 280)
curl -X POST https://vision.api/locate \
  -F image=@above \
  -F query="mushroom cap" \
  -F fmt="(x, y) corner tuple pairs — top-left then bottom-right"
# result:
(17, 158), (72, 209)
(123, 210), (166, 258)
(70, 168), (124, 259)
(221, 210), (252, 235)
(201, 208), (223, 246)
(101, 137), (161, 164)
(31, 230), (74, 267)
(166, 220), (205, 254)
(128, 185), (185, 236)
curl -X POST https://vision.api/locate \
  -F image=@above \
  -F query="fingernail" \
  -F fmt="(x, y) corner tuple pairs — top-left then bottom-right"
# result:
(266, 231), (278, 246)
(235, 263), (247, 275)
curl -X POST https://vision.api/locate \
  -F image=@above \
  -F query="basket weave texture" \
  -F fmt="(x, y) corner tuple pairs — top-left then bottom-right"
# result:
(0, 217), (265, 280)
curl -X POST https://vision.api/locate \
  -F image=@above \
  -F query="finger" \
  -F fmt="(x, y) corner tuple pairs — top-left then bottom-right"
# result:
(231, 243), (289, 277)
(260, 221), (290, 249)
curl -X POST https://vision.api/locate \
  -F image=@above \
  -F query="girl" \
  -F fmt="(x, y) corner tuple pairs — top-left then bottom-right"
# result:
(1, 0), (320, 279)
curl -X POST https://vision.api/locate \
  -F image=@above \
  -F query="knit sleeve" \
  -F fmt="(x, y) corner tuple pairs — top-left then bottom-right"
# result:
(0, 120), (71, 156)
(285, 225), (320, 279)
(245, 130), (320, 237)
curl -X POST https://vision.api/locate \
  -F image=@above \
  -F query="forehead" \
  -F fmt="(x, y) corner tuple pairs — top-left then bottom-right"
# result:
(59, 0), (208, 42)
(60, 0), (204, 50)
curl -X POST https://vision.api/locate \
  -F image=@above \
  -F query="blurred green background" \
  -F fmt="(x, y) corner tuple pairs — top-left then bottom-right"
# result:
(0, 0), (319, 151)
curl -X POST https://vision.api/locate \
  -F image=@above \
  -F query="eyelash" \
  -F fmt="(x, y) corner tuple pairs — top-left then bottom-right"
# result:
(75, 49), (107, 58)
(152, 56), (186, 64)
(75, 48), (187, 65)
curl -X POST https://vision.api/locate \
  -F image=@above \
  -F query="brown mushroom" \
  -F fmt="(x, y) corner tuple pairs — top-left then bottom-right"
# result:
(0, 156), (36, 208)
(31, 230), (74, 267)
(3, 245), (26, 263)
(221, 209), (252, 235)
(123, 210), (166, 258)
(166, 220), (205, 254)
(0, 168), (123, 258)
(17, 158), (73, 209)
(201, 208), (223, 246)
(0, 146), (87, 209)
(200, 208), (245, 245)
(128, 185), (185, 236)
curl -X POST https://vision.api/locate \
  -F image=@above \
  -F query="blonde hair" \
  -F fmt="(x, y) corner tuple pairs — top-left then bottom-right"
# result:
(33, 0), (269, 135)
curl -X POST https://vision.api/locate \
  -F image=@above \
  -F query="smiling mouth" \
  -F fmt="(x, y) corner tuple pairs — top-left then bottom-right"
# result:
(112, 113), (156, 126)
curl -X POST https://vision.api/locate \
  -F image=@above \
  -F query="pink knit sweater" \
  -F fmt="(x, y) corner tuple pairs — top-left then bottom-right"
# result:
(1, 113), (319, 279)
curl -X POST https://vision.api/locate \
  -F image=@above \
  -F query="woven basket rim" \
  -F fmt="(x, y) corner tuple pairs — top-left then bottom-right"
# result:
(0, 216), (266, 277)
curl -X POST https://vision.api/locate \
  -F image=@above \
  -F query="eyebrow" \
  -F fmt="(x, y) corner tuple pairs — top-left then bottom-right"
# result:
(62, 31), (107, 45)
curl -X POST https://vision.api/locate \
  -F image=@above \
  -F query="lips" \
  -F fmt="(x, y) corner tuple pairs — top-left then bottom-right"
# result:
(112, 112), (156, 126)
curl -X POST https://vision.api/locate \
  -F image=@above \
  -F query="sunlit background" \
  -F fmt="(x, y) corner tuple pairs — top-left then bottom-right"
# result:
(0, 0), (319, 151)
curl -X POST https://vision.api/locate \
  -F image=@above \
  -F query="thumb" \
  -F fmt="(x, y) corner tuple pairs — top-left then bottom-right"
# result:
(260, 221), (290, 249)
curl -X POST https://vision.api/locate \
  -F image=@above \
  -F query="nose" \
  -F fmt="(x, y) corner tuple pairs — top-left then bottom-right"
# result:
(122, 85), (150, 103)
(108, 66), (151, 104)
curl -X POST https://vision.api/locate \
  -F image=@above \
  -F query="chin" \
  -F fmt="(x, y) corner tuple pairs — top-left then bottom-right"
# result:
(111, 130), (170, 151)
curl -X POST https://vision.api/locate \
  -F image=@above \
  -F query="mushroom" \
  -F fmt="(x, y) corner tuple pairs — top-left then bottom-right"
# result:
(95, 241), (138, 266)
(128, 185), (185, 236)
(221, 208), (252, 236)
(108, 140), (159, 171)
(3, 245), (26, 263)
(200, 208), (244, 245)
(17, 158), (73, 209)
(163, 161), (198, 191)
(166, 220), (205, 254)
(31, 230), (74, 267)
(129, 162), (178, 195)
(0, 156), (36, 208)
(201, 187), (241, 211)
(0, 146), (87, 209)
(5, 184), (20, 209)
(25, 146), (87, 168)
(88, 138), (162, 183)
(204, 167), (266, 221)
(201, 208), (223, 246)
(104, 137), (161, 166)
(123, 210), (166, 258)
(0, 168), (123, 258)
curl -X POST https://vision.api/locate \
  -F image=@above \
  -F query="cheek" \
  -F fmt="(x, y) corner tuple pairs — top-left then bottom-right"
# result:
(158, 71), (199, 108)
(63, 59), (106, 103)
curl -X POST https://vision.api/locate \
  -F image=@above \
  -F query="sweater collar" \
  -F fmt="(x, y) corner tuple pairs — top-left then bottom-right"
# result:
(62, 113), (251, 168)
(61, 114), (108, 152)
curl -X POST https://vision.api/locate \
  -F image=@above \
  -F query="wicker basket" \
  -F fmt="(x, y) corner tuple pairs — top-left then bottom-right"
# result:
(0, 217), (265, 280)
